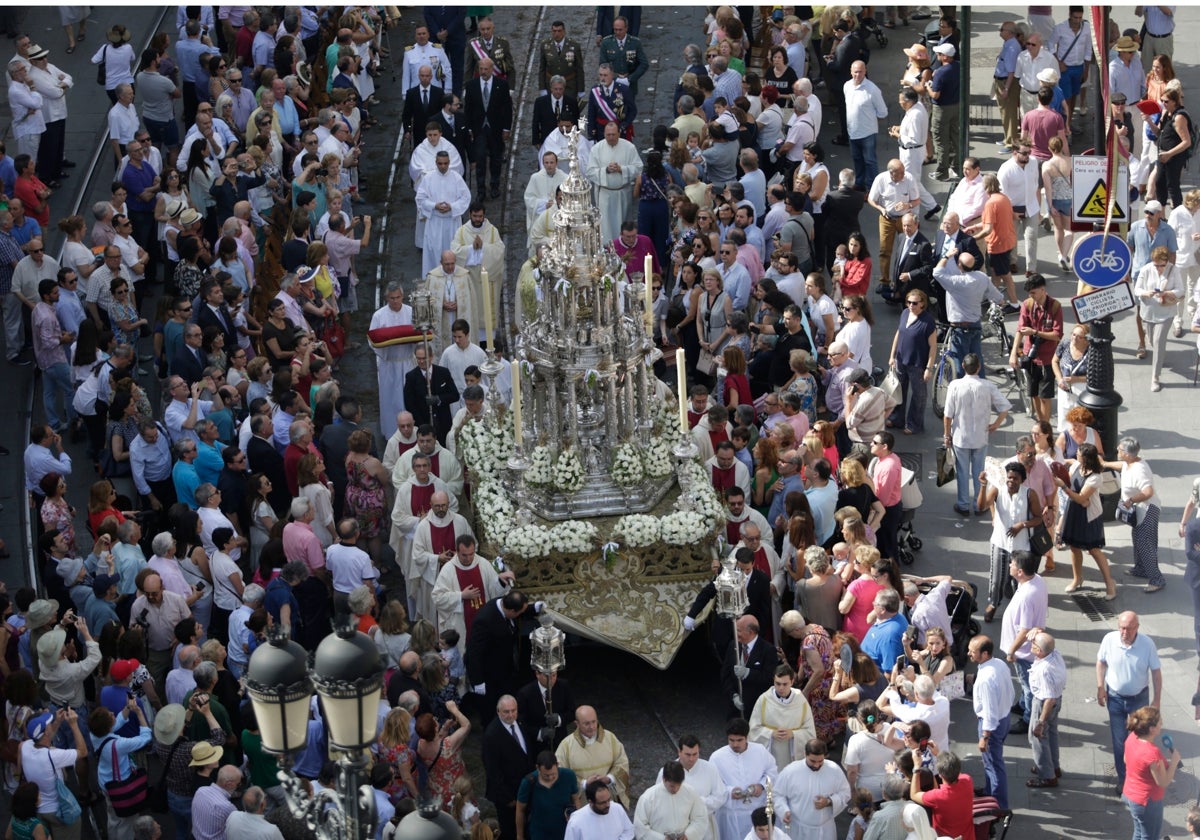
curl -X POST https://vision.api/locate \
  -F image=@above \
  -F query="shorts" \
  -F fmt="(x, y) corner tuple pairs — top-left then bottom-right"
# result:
(338, 275), (358, 313)
(1051, 198), (1072, 216)
(144, 117), (180, 148)
(1027, 361), (1056, 399)
(1060, 63), (1084, 100)
(988, 248), (1013, 277)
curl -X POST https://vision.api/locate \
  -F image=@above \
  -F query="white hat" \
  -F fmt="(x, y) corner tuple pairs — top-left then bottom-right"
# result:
(1036, 67), (1060, 85)
(1144, 200), (1164, 214)
(932, 43), (956, 57)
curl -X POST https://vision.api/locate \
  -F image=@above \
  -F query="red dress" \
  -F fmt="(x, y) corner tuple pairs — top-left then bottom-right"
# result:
(840, 258), (871, 297)
(418, 737), (465, 809)
(723, 372), (751, 407)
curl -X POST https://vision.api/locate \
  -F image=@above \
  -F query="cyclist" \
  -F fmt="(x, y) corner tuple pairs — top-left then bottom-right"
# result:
(932, 249), (1005, 378)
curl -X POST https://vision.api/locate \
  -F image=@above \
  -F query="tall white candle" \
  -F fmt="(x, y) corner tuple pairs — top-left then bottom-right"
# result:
(644, 254), (654, 331)
(511, 361), (522, 442)
(676, 349), (687, 435)
(481, 269), (494, 348)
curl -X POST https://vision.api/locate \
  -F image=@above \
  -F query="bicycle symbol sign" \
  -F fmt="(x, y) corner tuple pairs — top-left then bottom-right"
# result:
(1071, 233), (1132, 289)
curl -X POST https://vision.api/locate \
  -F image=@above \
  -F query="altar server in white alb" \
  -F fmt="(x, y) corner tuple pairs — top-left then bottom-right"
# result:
(586, 121), (642, 244)
(565, 780), (634, 840)
(657, 735), (725, 840)
(416, 151), (471, 276)
(370, 282), (416, 444)
(451, 203), (506, 347)
(409, 123), (464, 249)
(710, 718), (777, 840)
(542, 114), (592, 178)
(635, 760), (710, 840)
(391, 424), (465, 497)
(748, 663), (816, 772)
(390, 453), (454, 622)
(775, 739), (850, 840)
(746, 806), (790, 840)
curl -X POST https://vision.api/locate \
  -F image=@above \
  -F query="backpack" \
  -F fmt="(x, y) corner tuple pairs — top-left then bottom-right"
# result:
(1180, 108), (1200, 167)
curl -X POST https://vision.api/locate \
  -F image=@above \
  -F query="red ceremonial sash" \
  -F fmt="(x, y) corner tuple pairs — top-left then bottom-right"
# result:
(711, 465), (736, 493)
(430, 521), (457, 555)
(409, 483), (436, 518)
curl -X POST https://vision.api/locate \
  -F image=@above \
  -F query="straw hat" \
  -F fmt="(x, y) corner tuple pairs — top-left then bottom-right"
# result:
(27, 44), (49, 61)
(189, 741), (224, 766)
(107, 25), (131, 45)
(179, 208), (202, 227)
(903, 43), (929, 62)
(37, 627), (67, 670)
(154, 704), (187, 745)
(1114, 35), (1138, 52)
(26, 599), (59, 628)
(1037, 68), (1061, 85)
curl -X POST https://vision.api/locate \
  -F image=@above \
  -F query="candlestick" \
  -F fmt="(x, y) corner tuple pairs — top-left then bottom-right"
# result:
(512, 360), (523, 442)
(676, 348), (687, 435)
(643, 255), (654, 332)
(481, 269), (495, 349)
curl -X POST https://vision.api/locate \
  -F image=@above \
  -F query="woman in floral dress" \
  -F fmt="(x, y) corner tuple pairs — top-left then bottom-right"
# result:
(374, 707), (418, 803)
(414, 704), (471, 810)
(344, 429), (389, 563)
(39, 473), (77, 555)
(779, 609), (841, 744)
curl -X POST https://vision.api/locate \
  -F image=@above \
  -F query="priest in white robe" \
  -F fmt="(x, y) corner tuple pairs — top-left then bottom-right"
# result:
(391, 433), (464, 496)
(416, 152), (471, 276)
(409, 125), (465, 248)
(528, 200), (560, 258)
(710, 726), (776, 840)
(432, 535), (512, 654)
(705, 450), (752, 498)
(446, 385), (486, 458)
(382, 411), (419, 474)
(425, 250), (476, 357)
(525, 152), (567, 242)
(634, 763), (709, 840)
(451, 205), (506, 347)
(409, 491), (469, 626)
(541, 119), (591, 176)
(775, 745), (850, 840)
(586, 121), (642, 244)
(439, 330), (488, 415)
(564, 783), (634, 840)
(389, 454), (453, 622)
(655, 742), (725, 840)
(370, 283), (416, 437)
(748, 670), (817, 772)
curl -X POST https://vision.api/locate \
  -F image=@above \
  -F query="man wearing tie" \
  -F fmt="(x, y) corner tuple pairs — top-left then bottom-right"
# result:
(195, 279), (237, 349)
(466, 589), (531, 726)
(434, 93), (470, 164)
(532, 76), (580, 150)
(402, 341), (459, 444)
(597, 15), (647, 100)
(928, 212), (982, 323)
(517, 669), (576, 751)
(464, 17), (516, 82)
(539, 20), (585, 100)
(402, 65), (444, 145)
(587, 63), (636, 141)
(482, 695), (536, 840)
(463, 57), (513, 200)
(890, 213), (934, 302)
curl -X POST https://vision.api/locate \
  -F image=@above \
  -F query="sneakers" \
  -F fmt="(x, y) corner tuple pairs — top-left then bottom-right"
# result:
(1059, 257), (1070, 272)
(924, 204), (942, 221)
(1002, 302), (1021, 315)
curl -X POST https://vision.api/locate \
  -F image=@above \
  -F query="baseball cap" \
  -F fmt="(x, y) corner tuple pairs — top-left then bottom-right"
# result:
(110, 659), (140, 682)
(932, 43), (956, 57)
(27, 712), (54, 741)
(1144, 200), (1164, 214)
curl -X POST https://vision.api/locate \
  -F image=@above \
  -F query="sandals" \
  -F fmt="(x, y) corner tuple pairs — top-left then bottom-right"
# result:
(1136, 345), (1147, 359)
(1144, 584), (1164, 594)
(1064, 582), (1082, 593)
(65, 45), (75, 54)
(983, 605), (996, 623)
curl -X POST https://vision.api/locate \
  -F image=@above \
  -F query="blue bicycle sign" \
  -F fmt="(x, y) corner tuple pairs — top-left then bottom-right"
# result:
(1071, 233), (1132, 289)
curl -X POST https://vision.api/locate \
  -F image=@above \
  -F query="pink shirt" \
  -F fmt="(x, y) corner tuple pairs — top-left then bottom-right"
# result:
(843, 576), (881, 641)
(282, 521), (326, 572)
(873, 452), (903, 507)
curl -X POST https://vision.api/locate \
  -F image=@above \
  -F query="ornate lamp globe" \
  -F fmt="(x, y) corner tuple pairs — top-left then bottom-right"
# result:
(714, 554), (748, 619)
(312, 627), (385, 752)
(245, 634), (314, 755)
(530, 611), (566, 675)
(393, 800), (461, 840)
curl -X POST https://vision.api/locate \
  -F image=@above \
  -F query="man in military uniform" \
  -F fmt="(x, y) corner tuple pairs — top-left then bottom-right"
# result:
(464, 17), (515, 83)
(403, 24), (451, 94)
(597, 15), (647, 101)
(587, 64), (637, 142)
(539, 20), (585, 100)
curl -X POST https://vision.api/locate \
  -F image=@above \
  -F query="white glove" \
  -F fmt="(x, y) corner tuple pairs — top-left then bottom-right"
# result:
(534, 600), (546, 614)
(733, 664), (750, 680)
(473, 683), (486, 695)
(731, 693), (744, 711)
(683, 616), (696, 632)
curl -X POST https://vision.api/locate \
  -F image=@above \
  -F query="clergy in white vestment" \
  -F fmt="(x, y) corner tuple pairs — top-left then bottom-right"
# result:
(391, 430), (464, 496)
(634, 762), (709, 840)
(691, 411), (734, 464)
(565, 780), (634, 840)
(656, 738), (725, 840)
(431, 534), (513, 654)
(744, 807), (790, 840)
(446, 385), (487, 461)
(370, 283), (416, 438)
(528, 199), (560, 258)
(525, 152), (567, 242)
(706, 450), (752, 498)
(388, 455), (453, 622)
(409, 125), (465, 247)
(439, 329), (488, 414)
(775, 741), (850, 840)
(410, 492), (471, 627)
(416, 153), (471, 276)
(450, 205), (506, 346)
(748, 667), (817, 771)
(382, 412), (419, 474)
(541, 118), (592, 176)
(710, 721), (776, 840)
(425, 250), (476, 358)
(585, 121), (642, 244)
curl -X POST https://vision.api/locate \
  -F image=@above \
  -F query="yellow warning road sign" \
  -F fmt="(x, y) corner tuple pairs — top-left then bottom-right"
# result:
(1078, 179), (1126, 220)
(1072, 156), (1128, 224)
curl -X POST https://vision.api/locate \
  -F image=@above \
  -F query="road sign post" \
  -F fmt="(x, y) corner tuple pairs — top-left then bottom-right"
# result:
(1072, 155), (1129, 224)
(1071, 282), (1136, 323)
(1071, 232), (1132, 289)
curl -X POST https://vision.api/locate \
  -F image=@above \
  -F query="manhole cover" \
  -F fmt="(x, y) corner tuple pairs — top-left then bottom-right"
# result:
(897, 452), (924, 477)
(1070, 591), (1117, 621)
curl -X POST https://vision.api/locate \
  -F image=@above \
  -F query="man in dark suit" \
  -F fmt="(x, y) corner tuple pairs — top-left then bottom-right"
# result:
(482, 695), (536, 840)
(425, 6), (467, 97)
(721, 613), (780, 719)
(433, 93), (470, 165)
(888, 213), (934, 303)
(245, 414), (290, 514)
(463, 57), (513, 198)
(927, 210), (982, 322)
(466, 590), (530, 727)
(171, 323), (207, 386)
(317, 396), (375, 518)
(402, 65), (444, 144)
(385, 650), (433, 717)
(821, 173), (867, 269)
(516, 670), (576, 751)
(531, 77), (580, 149)
(684, 548), (773, 662)
(195, 279), (238, 349)
(403, 343), (459, 445)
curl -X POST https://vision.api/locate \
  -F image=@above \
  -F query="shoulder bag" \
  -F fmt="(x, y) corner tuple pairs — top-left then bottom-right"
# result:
(97, 45), (108, 86)
(41, 748), (82, 825)
(99, 735), (149, 816)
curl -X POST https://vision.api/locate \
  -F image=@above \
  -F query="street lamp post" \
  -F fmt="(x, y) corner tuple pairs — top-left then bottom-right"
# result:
(530, 610), (566, 748)
(713, 553), (749, 711)
(245, 626), (384, 840)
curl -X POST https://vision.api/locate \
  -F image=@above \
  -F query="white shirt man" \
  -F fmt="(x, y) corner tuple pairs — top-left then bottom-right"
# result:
(586, 121), (642, 243)
(326, 526), (379, 599)
(882, 675), (952, 753)
(656, 740), (724, 840)
(416, 154), (471, 277)
(411, 492), (472, 626)
(439, 328), (488, 408)
(1015, 35), (1059, 115)
(710, 727), (776, 840)
(563, 783), (634, 840)
(775, 745), (851, 840)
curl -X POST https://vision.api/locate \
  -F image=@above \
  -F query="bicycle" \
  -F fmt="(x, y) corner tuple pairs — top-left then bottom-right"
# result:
(931, 302), (1024, 417)
(983, 301), (1032, 414)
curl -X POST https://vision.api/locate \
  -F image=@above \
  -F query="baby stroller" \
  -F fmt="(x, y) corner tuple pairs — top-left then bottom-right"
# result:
(972, 795), (1013, 840)
(897, 466), (923, 566)
(856, 13), (889, 48)
(947, 582), (981, 669)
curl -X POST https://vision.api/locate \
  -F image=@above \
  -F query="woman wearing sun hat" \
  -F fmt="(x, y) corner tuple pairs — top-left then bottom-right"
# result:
(91, 25), (136, 105)
(151, 700), (225, 839)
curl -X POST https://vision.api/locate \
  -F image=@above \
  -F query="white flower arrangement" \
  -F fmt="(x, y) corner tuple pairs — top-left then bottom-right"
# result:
(502, 524), (552, 558)
(526, 445), (555, 487)
(675, 459), (726, 530)
(555, 449), (585, 493)
(661, 511), (710, 545)
(652, 397), (683, 443)
(644, 440), (675, 478)
(458, 419), (513, 481)
(549, 521), (598, 554)
(611, 442), (645, 486)
(613, 514), (661, 548)
(472, 479), (516, 543)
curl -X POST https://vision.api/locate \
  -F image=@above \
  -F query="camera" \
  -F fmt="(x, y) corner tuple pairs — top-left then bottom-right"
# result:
(315, 167), (329, 177)
(195, 581), (206, 590)
(1018, 336), (1044, 369)
(136, 608), (150, 629)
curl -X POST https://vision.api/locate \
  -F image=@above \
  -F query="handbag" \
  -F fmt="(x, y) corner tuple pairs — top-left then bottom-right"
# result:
(96, 45), (107, 86)
(1116, 501), (1139, 527)
(1029, 521), (1054, 555)
(323, 315), (347, 361)
(936, 446), (955, 487)
(1099, 469), (1122, 496)
(880, 368), (902, 412)
(100, 737), (149, 816)
(938, 669), (966, 701)
(42, 750), (82, 825)
(697, 348), (718, 375)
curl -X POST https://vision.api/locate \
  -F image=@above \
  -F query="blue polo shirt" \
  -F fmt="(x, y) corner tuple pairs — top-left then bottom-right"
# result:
(121, 160), (159, 213)
(863, 611), (910, 672)
(931, 62), (961, 108)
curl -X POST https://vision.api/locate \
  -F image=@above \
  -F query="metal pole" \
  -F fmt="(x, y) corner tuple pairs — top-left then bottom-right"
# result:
(959, 6), (971, 166)
(1093, 7), (1108, 152)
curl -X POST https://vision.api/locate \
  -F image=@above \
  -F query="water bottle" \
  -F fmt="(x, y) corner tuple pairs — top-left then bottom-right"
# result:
(1162, 733), (1174, 753)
